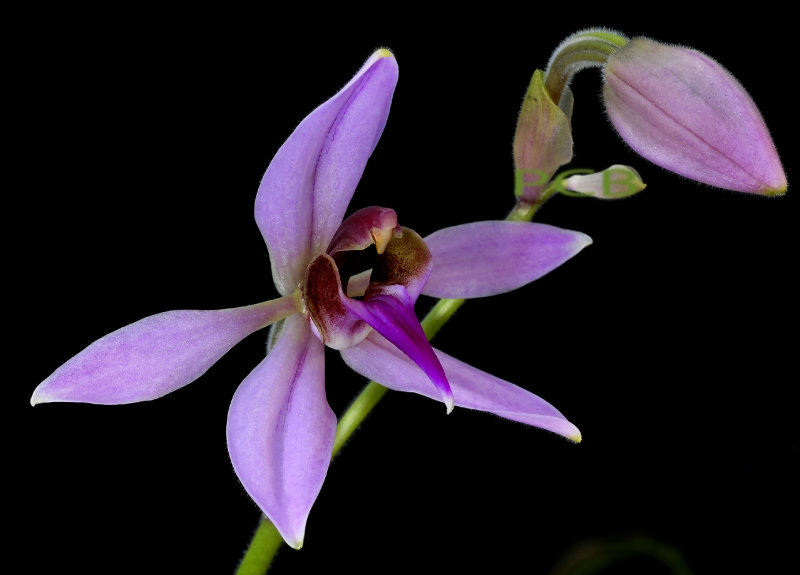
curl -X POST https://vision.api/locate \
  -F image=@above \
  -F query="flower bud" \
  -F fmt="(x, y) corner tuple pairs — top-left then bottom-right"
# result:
(603, 38), (786, 195)
(561, 165), (646, 199)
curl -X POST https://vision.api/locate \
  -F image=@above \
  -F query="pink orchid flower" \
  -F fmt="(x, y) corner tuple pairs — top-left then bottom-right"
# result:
(31, 49), (591, 548)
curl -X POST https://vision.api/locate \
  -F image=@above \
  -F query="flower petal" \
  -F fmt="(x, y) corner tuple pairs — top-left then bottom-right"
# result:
(603, 38), (786, 195)
(347, 285), (454, 413)
(326, 206), (399, 256)
(30, 297), (299, 405)
(304, 253), (372, 350)
(422, 221), (592, 299)
(341, 331), (581, 442)
(346, 269), (371, 298)
(226, 314), (334, 549)
(368, 226), (432, 301)
(255, 50), (399, 295)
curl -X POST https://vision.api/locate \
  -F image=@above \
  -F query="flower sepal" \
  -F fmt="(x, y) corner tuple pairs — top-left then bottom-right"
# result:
(513, 69), (574, 203)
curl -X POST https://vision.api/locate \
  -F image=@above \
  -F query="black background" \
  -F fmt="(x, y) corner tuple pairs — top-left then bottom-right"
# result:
(12, 6), (797, 574)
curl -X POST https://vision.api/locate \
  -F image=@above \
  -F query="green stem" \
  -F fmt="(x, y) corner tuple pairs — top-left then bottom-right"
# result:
(421, 297), (466, 339)
(235, 518), (284, 575)
(544, 29), (628, 106)
(508, 180), (562, 221)
(332, 381), (389, 456)
(236, 193), (547, 574)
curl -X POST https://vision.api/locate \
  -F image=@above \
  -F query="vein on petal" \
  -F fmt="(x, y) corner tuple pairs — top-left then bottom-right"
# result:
(276, 329), (312, 500)
(311, 65), (379, 252)
(607, 66), (765, 188)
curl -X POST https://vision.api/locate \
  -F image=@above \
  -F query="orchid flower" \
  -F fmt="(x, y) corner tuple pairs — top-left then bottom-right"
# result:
(30, 49), (592, 549)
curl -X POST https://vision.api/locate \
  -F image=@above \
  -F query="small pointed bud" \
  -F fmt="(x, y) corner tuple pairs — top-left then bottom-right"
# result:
(513, 70), (574, 202)
(603, 38), (786, 195)
(561, 165), (646, 199)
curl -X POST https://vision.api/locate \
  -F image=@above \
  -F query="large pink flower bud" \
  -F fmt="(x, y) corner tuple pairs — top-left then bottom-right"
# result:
(603, 38), (786, 195)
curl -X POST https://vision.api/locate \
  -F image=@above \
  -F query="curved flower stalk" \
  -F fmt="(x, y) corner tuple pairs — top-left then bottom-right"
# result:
(30, 49), (591, 549)
(513, 29), (630, 206)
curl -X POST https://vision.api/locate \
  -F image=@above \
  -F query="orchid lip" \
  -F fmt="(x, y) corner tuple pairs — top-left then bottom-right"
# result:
(303, 212), (454, 411)
(303, 253), (372, 350)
